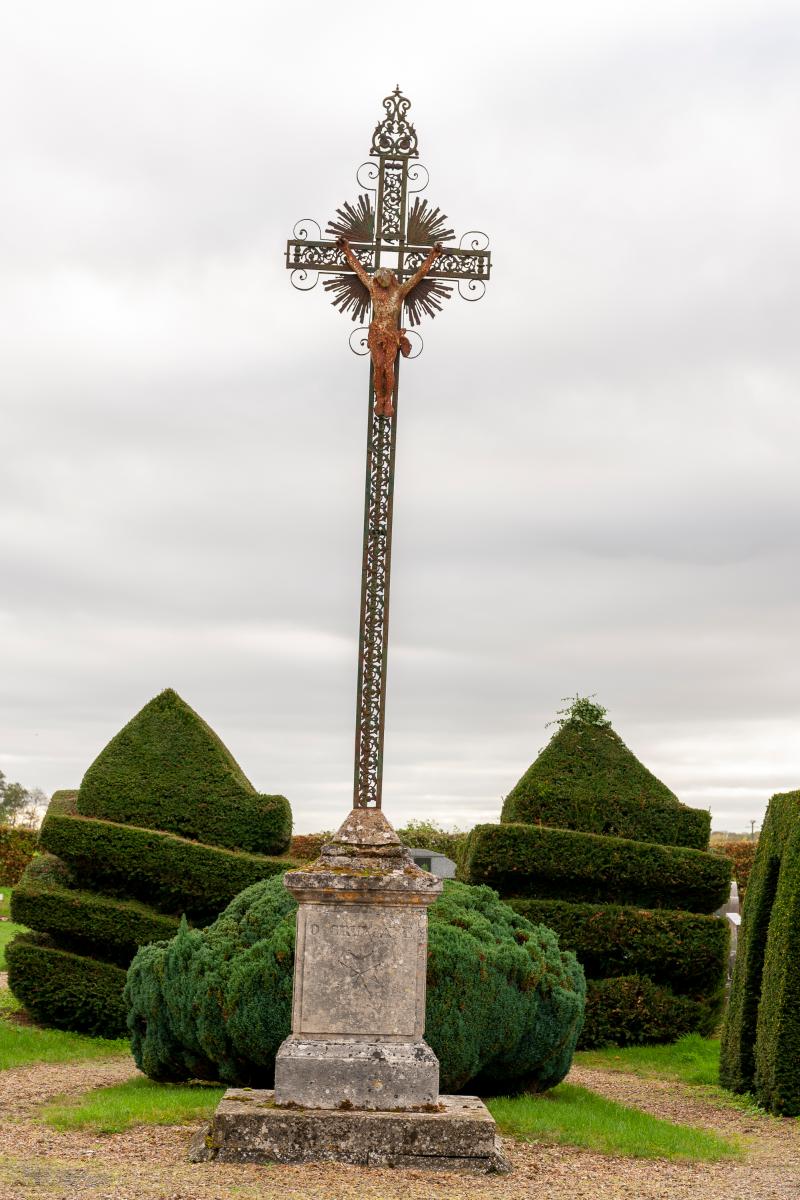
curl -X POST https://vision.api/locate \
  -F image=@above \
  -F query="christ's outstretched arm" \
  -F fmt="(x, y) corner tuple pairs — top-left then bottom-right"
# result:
(336, 237), (372, 291)
(400, 243), (443, 298)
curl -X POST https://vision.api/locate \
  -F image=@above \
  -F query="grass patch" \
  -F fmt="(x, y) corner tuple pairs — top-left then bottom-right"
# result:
(575, 1033), (720, 1086)
(572, 1035), (775, 1116)
(0, 994), (129, 1071)
(41, 1076), (225, 1134)
(488, 1083), (739, 1161)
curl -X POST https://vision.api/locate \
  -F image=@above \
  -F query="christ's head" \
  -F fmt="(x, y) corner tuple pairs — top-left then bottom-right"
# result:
(374, 268), (395, 289)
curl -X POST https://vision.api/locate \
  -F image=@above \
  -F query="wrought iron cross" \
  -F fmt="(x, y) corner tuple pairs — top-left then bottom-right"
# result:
(285, 88), (491, 809)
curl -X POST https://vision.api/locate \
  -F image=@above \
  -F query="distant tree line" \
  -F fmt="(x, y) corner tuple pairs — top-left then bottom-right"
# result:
(0, 769), (47, 830)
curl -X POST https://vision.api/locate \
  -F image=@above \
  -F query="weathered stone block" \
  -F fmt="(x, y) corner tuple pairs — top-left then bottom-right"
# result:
(274, 1037), (438, 1110)
(290, 900), (428, 1038)
(190, 1089), (510, 1174)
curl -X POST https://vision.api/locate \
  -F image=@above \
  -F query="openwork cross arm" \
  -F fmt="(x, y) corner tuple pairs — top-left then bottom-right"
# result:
(285, 87), (491, 809)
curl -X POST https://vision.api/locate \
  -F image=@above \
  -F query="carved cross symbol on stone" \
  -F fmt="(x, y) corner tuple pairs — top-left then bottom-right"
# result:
(285, 87), (491, 810)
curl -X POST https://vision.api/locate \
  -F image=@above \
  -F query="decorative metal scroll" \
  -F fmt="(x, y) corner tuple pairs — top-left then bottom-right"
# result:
(284, 88), (491, 808)
(370, 86), (419, 158)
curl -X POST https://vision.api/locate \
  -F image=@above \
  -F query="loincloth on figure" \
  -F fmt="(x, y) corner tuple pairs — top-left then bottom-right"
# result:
(368, 325), (412, 359)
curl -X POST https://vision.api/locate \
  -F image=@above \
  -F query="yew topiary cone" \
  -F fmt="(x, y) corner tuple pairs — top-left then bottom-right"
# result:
(8, 689), (295, 1036)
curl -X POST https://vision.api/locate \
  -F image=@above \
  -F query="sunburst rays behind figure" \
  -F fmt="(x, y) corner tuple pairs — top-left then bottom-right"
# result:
(326, 194), (375, 243)
(322, 195), (454, 327)
(405, 198), (454, 246)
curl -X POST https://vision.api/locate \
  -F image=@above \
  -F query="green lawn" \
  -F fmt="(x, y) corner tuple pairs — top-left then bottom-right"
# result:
(41, 1076), (225, 1134)
(0, 992), (130, 1071)
(575, 1033), (720, 1087)
(488, 1083), (739, 1161)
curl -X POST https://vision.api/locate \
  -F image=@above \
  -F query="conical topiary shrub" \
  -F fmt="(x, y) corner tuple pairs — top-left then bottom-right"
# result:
(501, 703), (709, 849)
(463, 697), (730, 1047)
(8, 689), (296, 1037)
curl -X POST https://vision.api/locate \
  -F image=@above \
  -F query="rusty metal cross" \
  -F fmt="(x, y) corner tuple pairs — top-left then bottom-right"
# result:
(285, 88), (491, 809)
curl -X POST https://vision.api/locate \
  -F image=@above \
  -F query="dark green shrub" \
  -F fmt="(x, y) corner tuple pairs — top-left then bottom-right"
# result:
(77, 689), (291, 855)
(11, 873), (180, 966)
(579, 975), (720, 1048)
(125, 877), (586, 1095)
(720, 790), (800, 1115)
(463, 823), (730, 913)
(6, 933), (127, 1037)
(0, 825), (37, 884)
(41, 799), (298, 923)
(501, 718), (709, 849)
(507, 898), (728, 994)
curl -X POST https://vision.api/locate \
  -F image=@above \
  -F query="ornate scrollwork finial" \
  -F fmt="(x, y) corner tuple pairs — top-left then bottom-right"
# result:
(370, 86), (419, 158)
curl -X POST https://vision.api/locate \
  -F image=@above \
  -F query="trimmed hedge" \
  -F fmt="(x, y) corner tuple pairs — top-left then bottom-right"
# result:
(501, 719), (710, 850)
(77, 689), (291, 855)
(579, 975), (720, 1048)
(11, 872), (180, 966)
(41, 796), (298, 924)
(6, 933), (128, 1037)
(125, 877), (587, 1095)
(720, 790), (800, 1115)
(9, 692), (296, 1038)
(0, 825), (37, 884)
(507, 898), (728, 995)
(463, 823), (730, 913)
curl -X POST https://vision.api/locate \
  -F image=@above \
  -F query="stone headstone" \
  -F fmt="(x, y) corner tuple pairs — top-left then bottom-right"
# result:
(407, 848), (457, 879)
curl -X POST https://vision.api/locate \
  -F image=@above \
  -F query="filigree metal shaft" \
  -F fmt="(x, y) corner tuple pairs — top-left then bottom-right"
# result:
(353, 369), (398, 808)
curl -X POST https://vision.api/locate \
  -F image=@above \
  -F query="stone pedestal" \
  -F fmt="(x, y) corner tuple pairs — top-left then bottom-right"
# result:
(194, 808), (509, 1173)
(273, 807), (442, 1110)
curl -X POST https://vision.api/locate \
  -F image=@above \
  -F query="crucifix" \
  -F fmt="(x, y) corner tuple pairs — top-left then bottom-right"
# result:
(285, 87), (491, 810)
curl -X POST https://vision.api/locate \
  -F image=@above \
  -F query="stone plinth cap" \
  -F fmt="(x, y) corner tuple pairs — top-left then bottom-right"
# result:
(284, 807), (442, 904)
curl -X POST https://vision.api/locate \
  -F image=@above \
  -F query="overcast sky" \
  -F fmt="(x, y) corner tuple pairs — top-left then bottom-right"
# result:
(2, 1), (798, 835)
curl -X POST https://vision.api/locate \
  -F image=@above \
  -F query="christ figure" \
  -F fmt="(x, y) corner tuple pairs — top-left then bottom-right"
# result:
(336, 237), (443, 417)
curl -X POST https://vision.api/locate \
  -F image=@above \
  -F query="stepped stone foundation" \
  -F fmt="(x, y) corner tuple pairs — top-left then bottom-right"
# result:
(190, 1089), (509, 1171)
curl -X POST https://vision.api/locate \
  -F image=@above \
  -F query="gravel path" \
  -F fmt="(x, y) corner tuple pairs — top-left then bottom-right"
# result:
(0, 1054), (798, 1200)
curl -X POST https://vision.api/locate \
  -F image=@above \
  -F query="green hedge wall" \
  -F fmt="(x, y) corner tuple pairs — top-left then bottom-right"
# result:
(11, 874), (180, 966)
(41, 803), (298, 924)
(579, 975), (720, 1048)
(507, 898), (728, 995)
(501, 720), (710, 850)
(77, 689), (291, 855)
(125, 877), (587, 1096)
(720, 790), (800, 1115)
(6, 933), (128, 1037)
(0, 826), (37, 884)
(463, 823), (730, 913)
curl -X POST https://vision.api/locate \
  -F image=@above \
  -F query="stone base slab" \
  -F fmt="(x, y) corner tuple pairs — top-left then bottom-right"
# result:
(274, 1036), (438, 1110)
(190, 1088), (510, 1173)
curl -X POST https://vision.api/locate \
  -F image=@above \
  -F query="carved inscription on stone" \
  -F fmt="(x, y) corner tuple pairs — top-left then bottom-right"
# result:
(294, 903), (426, 1038)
